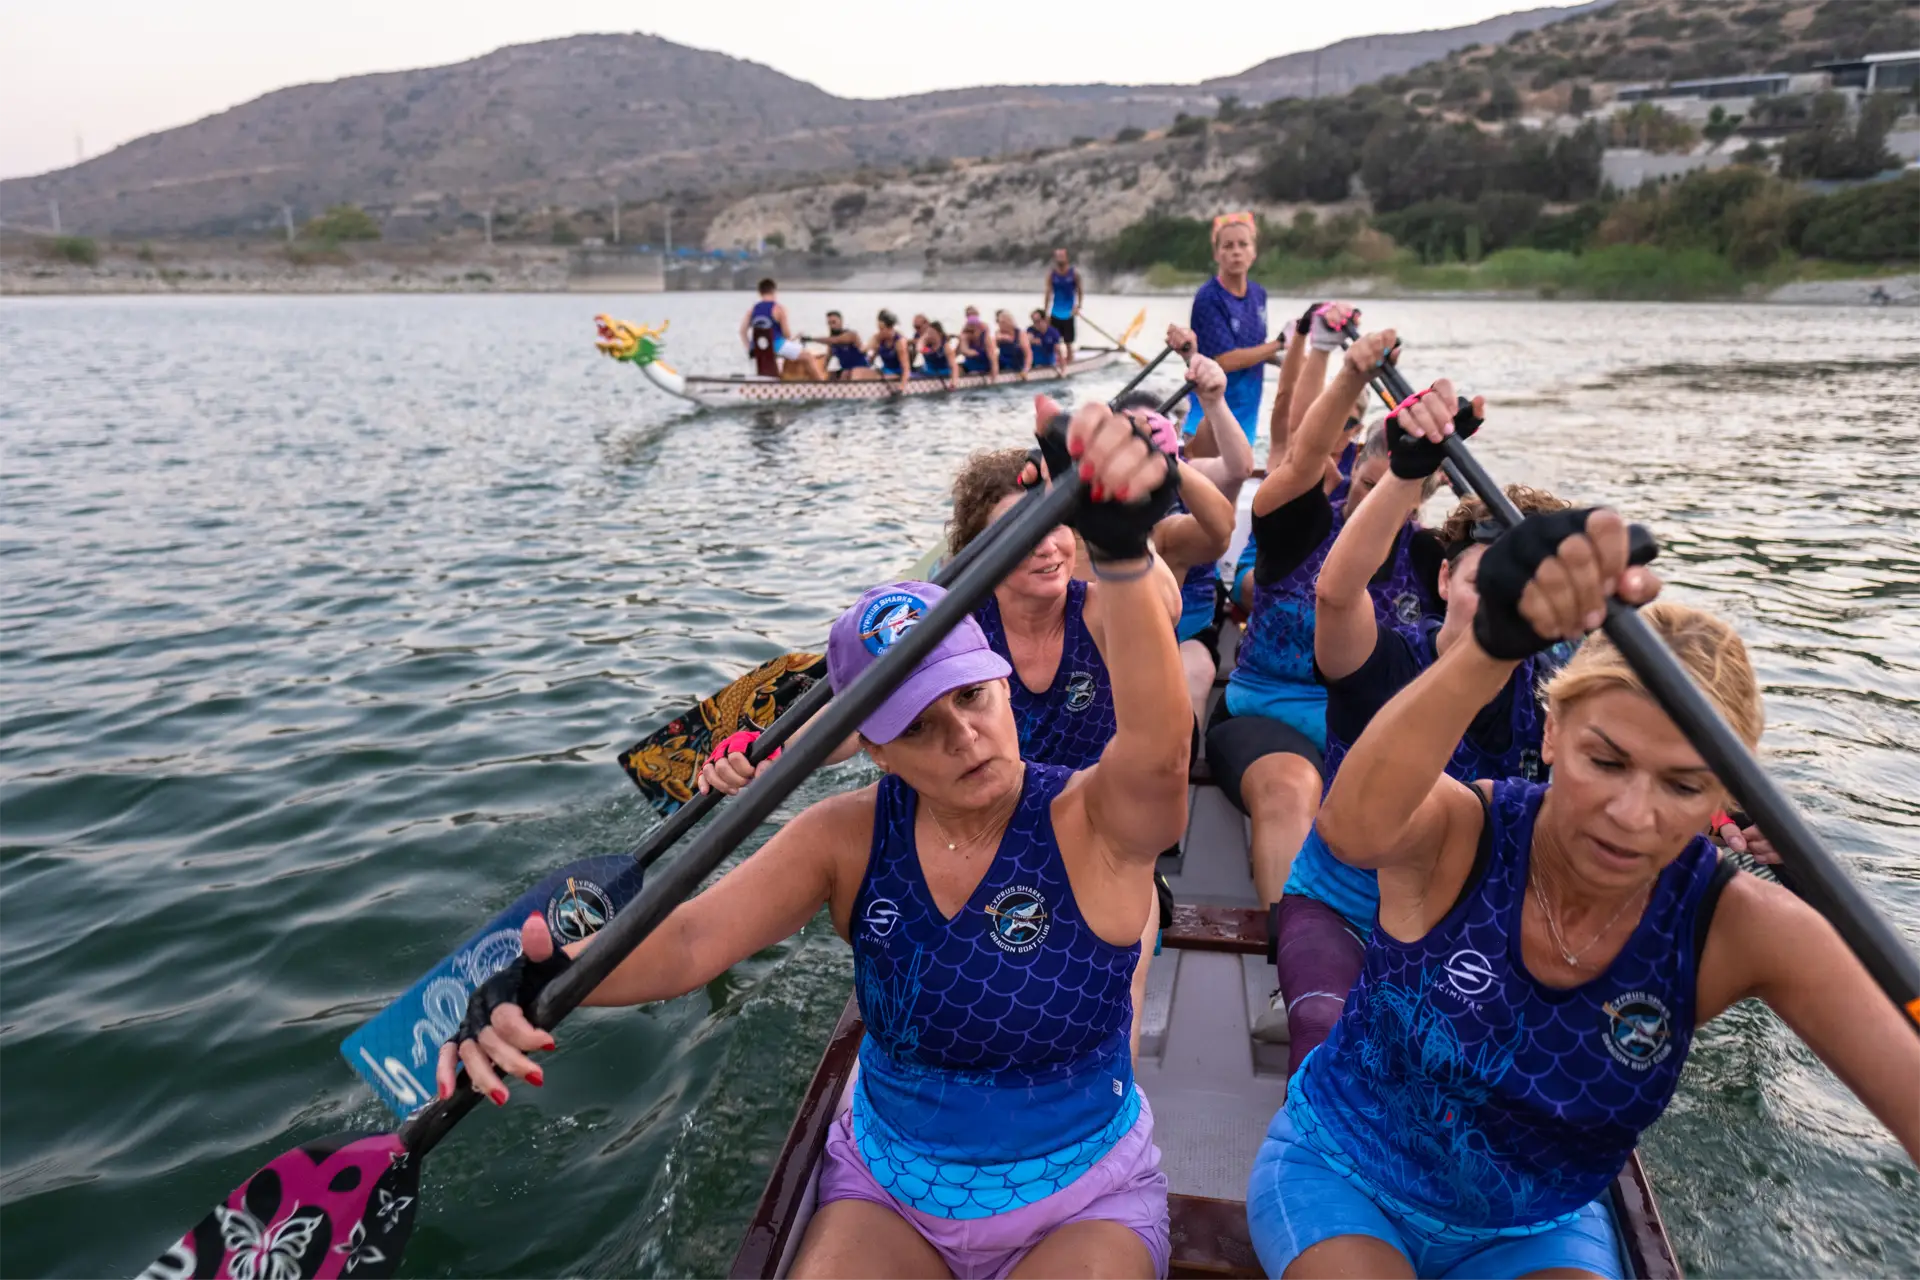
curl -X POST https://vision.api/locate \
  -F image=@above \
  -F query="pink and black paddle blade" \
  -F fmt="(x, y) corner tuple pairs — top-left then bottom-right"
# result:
(141, 1131), (420, 1280)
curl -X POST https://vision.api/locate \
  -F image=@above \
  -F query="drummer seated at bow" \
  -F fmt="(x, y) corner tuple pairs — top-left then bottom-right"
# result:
(740, 278), (825, 381)
(441, 402), (1190, 1279)
(1247, 507), (1920, 1280)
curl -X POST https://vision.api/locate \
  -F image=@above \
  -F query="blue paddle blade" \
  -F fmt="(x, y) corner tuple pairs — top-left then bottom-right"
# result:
(342, 855), (645, 1118)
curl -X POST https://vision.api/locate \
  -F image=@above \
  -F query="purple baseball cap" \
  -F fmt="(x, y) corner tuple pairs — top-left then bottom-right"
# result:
(827, 581), (1012, 744)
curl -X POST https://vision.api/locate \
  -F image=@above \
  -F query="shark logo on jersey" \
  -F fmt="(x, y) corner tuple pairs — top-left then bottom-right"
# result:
(1603, 992), (1673, 1070)
(1063, 672), (1097, 712)
(984, 885), (1051, 954)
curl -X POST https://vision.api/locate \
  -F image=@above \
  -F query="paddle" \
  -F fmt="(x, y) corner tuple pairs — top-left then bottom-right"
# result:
(1079, 310), (1151, 365)
(148, 458), (1094, 1280)
(1111, 345), (1176, 402)
(1365, 341), (1920, 1036)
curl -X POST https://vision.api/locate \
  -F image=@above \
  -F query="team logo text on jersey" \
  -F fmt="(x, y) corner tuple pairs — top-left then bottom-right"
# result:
(859, 592), (928, 657)
(1602, 992), (1674, 1070)
(1063, 672), (1097, 712)
(864, 898), (902, 939)
(547, 878), (614, 945)
(1439, 948), (1498, 1000)
(984, 885), (1051, 954)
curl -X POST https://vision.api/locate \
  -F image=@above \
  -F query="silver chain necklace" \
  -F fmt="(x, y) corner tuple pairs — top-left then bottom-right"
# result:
(1530, 868), (1650, 969)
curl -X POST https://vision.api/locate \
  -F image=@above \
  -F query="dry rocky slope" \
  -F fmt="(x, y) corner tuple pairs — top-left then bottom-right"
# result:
(710, 0), (1916, 258)
(2, 4), (1597, 239)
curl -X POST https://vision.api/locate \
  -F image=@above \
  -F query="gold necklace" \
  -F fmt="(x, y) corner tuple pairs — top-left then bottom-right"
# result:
(924, 796), (1013, 851)
(1530, 866), (1650, 968)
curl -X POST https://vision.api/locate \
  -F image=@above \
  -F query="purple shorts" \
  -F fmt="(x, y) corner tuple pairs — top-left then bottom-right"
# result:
(818, 1091), (1171, 1279)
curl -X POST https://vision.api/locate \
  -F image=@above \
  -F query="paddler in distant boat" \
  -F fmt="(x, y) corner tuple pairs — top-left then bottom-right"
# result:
(957, 305), (997, 379)
(1043, 246), (1082, 365)
(1189, 212), (1280, 443)
(1028, 309), (1066, 373)
(1249, 445), (1920, 1277)
(441, 401), (1189, 1279)
(811, 309), (874, 380)
(868, 309), (912, 391)
(916, 319), (956, 382)
(994, 309), (1032, 379)
(739, 278), (825, 381)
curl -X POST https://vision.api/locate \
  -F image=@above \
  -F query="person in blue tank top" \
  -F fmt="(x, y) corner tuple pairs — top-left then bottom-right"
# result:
(813, 309), (873, 380)
(994, 308), (1032, 378)
(1278, 386), (1568, 1072)
(1027, 309), (1065, 370)
(1043, 246), (1081, 362)
(1205, 325), (1420, 928)
(1187, 213), (1281, 445)
(1247, 509), (1920, 1279)
(916, 319), (955, 381)
(439, 403), (1194, 1278)
(738, 277), (824, 381)
(867, 309), (912, 392)
(958, 305), (997, 377)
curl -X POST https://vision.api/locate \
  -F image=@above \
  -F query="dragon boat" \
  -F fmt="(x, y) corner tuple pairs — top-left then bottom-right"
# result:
(725, 502), (1682, 1280)
(595, 315), (1127, 410)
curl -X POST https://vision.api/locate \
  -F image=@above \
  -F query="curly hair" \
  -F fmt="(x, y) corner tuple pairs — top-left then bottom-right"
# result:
(946, 447), (1033, 555)
(1436, 485), (1571, 551)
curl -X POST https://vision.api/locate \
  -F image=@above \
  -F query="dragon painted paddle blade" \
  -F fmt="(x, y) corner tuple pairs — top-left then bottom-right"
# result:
(618, 652), (826, 818)
(141, 1132), (420, 1280)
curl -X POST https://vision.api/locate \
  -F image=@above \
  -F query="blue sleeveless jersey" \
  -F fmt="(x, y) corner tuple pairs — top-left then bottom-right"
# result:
(1166, 494), (1220, 643)
(1294, 623), (1565, 929)
(1027, 325), (1061, 367)
(832, 333), (868, 369)
(851, 765), (1140, 1219)
(749, 299), (783, 341)
(875, 333), (906, 375)
(975, 579), (1117, 770)
(919, 341), (952, 377)
(1049, 269), (1078, 318)
(998, 337), (1026, 371)
(1290, 780), (1721, 1236)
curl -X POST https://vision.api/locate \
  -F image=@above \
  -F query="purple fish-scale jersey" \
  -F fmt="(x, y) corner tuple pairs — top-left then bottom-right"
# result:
(976, 579), (1117, 770)
(851, 764), (1140, 1219)
(1290, 780), (1722, 1236)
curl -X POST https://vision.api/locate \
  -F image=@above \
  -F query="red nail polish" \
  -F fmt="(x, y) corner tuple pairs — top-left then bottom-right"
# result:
(438, 1080), (451, 1100)
(1079, 460), (1094, 480)
(527, 1070), (545, 1087)
(542, 1037), (557, 1052)
(489, 1088), (508, 1106)
(1069, 438), (1084, 457)
(1115, 486), (1130, 501)
(1090, 483), (1104, 501)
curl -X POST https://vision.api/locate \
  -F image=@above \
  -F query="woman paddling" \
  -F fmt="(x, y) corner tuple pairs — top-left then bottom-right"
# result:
(917, 320), (956, 382)
(869, 309), (913, 392)
(442, 402), (1187, 1279)
(1278, 385), (1570, 1070)
(1248, 506), (1920, 1279)
(958, 306), (997, 378)
(995, 309), (1033, 379)
(1206, 324), (1437, 1042)
(1028, 310), (1066, 372)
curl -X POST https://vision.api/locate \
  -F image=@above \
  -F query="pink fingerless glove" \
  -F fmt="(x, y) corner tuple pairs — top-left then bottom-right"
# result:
(709, 729), (778, 764)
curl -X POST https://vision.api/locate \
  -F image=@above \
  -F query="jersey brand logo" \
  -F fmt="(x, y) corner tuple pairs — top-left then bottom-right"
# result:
(864, 898), (901, 939)
(1603, 991), (1674, 1070)
(984, 885), (1051, 954)
(1440, 949), (1498, 998)
(1393, 591), (1423, 625)
(1063, 672), (1097, 712)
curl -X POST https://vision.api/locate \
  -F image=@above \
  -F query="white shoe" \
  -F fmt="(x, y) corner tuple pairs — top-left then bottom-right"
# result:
(1252, 987), (1291, 1043)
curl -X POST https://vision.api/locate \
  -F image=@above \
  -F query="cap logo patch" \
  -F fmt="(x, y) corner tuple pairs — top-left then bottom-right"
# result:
(858, 591), (928, 657)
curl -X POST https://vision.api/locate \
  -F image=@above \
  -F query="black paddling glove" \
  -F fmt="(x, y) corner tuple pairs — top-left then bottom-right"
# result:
(1029, 412), (1180, 562)
(1387, 394), (1481, 480)
(454, 939), (575, 1046)
(1296, 303), (1323, 336)
(1473, 508), (1598, 660)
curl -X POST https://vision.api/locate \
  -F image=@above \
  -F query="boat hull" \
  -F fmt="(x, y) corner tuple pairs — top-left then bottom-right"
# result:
(649, 350), (1125, 409)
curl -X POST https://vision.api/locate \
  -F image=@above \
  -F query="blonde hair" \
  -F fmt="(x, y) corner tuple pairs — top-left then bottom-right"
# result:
(1543, 599), (1763, 749)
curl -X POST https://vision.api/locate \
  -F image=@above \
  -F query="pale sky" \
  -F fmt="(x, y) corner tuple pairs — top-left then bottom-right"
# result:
(0, 0), (1585, 180)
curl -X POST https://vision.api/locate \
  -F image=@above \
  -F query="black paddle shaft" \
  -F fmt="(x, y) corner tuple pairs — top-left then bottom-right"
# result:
(397, 467), (1093, 1156)
(1369, 347), (1920, 1035)
(1111, 345), (1175, 403)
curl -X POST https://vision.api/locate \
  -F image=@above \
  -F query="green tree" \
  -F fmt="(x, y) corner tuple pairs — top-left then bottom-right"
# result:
(1215, 94), (1247, 123)
(1257, 124), (1359, 202)
(1796, 172), (1920, 260)
(1569, 83), (1593, 115)
(1169, 113), (1209, 138)
(1607, 104), (1698, 153)
(1478, 77), (1522, 122)
(1103, 215), (1212, 272)
(302, 204), (381, 242)
(1114, 126), (1146, 143)
(1778, 92), (1902, 181)
(1703, 105), (1744, 144)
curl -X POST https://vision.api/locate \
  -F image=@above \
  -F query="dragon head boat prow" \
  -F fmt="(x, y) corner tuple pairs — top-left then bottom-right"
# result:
(594, 315), (689, 399)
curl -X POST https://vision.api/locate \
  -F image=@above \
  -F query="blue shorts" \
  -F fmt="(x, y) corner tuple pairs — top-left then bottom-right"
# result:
(1283, 825), (1381, 933)
(1246, 1109), (1624, 1279)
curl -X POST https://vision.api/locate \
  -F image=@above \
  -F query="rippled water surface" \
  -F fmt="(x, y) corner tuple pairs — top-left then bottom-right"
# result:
(3, 293), (1917, 1277)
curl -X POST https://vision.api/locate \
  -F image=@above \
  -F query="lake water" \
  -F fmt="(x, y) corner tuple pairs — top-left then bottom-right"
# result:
(2, 291), (1916, 1278)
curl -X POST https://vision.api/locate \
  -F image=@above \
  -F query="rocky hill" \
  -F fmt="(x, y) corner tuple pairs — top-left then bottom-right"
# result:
(0, 7), (1604, 239)
(708, 0), (1915, 259)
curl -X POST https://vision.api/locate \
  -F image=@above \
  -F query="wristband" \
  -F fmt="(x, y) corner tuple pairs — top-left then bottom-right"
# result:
(1088, 555), (1155, 582)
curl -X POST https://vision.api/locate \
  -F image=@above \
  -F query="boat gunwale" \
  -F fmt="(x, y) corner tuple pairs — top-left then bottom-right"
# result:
(665, 349), (1126, 406)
